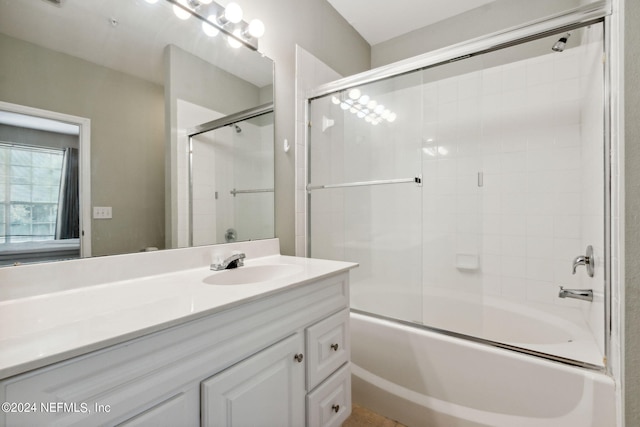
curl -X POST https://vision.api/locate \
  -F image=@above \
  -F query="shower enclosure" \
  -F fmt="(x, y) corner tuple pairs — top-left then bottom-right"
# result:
(307, 8), (609, 369)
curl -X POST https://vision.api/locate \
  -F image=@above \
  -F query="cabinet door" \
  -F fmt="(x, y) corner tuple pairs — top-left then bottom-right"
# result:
(201, 334), (305, 427)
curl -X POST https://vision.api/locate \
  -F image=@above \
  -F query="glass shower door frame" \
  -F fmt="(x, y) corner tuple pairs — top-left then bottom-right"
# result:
(306, 0), (613, 372)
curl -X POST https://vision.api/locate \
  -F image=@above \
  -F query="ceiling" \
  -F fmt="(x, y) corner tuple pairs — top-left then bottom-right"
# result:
(327, 0), (496, 46)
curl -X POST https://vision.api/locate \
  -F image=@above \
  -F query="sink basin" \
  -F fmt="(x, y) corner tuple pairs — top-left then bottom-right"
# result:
(203, 264), (304, 286)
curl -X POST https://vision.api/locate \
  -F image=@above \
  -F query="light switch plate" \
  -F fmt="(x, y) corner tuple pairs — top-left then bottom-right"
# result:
(93, 206), (112, 219)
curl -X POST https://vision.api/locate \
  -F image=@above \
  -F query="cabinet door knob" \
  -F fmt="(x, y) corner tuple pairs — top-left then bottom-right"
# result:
(332, 404), (340, 413)
(330, 343), (339, 351)
(294, 353), (304, 363)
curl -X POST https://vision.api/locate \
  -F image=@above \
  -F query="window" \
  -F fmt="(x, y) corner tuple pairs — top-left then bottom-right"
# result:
(0, 144), (64, 243)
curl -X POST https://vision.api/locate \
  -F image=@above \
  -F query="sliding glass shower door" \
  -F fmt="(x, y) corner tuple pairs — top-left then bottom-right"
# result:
(308, 71), (424, 323)
(308, 21), (607, 367)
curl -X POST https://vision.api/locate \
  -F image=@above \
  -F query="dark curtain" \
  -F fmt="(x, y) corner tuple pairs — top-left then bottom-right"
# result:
(55, 147), (79, 239)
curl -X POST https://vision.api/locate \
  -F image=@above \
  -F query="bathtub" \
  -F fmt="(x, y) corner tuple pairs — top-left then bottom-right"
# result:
(351, 285), (604, 366)
(350, 312), (616, 427)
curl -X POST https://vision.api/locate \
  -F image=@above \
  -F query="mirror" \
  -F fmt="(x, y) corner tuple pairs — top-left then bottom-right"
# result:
(190, 107), (274, 246)
(0, 0), (275, 265)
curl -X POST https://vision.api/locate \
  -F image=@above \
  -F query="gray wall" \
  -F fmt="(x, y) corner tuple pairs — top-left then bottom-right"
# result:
(371, 0), (581, 67)
(233, 0), (371, 255)
(625, 0), (639, 424)
(0, 33), (165, 257)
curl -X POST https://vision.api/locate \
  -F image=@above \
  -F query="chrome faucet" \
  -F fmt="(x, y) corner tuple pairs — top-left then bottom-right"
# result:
(558, 286), (593, 302)
(211, 252), (245, 271)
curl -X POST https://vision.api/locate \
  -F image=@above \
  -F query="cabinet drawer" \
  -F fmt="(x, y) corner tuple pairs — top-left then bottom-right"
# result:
(306, 309), (349, 390)
(306, 363), (351, 427)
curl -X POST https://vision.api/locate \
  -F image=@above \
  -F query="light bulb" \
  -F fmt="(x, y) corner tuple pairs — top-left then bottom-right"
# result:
(367, 100), (377, 109)
(374, 104), (385, 114)
(357, 111), (366, 118)
(247, 19), (265, 38)
(331, 96), (340, 105)
(358, 95), (370, 105)
(381, 109), (390, 119)
(173, 0), (191, 20)
(228, 30), (243, 48)
(224, 2), (243, 24)
(365, 116), (373, 123)
(348, 89), (361, 100)
(387, 112), (397, 122)
(350, 107), (357, 114)
(145, 0), (159, 3)
(340, 102), (350, 110)
(202, 16), (220, 37)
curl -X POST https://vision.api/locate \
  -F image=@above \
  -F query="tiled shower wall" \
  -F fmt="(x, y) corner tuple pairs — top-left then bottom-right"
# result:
(422, 45), (593, 307)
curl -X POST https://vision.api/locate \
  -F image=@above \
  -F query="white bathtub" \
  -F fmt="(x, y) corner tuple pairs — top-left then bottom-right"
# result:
(351, 286), (604, 366)
(350, 312), (616, 427)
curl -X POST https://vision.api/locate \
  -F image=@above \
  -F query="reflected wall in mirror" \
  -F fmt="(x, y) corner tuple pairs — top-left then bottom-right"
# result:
(0, 0), (274, 266)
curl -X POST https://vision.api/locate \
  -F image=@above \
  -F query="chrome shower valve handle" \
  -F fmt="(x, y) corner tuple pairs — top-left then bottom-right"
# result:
(572, 245), (594, 277)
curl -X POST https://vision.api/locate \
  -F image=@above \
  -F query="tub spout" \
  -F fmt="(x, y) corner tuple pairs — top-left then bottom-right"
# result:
(558, 286), (593, 302)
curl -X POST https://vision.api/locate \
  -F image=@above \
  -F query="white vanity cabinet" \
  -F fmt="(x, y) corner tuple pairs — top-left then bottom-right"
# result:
(0, 271), (351, 427)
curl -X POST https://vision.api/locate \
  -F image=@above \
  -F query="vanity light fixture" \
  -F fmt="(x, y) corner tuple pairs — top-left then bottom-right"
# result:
(245, 19), (266, 39)
(218, 2), (243, 25)
(157, 0), (265, 50)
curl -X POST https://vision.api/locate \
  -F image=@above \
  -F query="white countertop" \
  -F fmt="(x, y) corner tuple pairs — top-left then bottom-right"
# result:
(0, 253), (356, 380)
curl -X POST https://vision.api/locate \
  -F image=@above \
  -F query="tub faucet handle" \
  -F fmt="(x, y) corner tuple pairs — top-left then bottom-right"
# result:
(572, 245), (594, 277)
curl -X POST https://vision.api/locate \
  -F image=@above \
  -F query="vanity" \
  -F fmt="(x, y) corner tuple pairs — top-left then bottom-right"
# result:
(0, 239), (356, 426)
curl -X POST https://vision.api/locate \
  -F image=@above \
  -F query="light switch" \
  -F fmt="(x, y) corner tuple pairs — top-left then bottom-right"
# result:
(93, 206), (112, 219)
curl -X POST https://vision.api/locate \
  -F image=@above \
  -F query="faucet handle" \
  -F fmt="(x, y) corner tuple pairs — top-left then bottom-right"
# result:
(572, 245), (594, 277)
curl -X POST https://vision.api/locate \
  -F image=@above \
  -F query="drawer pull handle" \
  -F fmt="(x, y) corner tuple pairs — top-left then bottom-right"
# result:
(332, 404), (340, 413)
(294, 353), (304, 363)
(330, 343), (339, 351)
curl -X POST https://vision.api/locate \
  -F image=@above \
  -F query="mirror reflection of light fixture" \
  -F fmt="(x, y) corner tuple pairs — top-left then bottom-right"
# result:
(157, 0), (265, 50)
(172, 0), (192, 20)
(228, 29), (243, 48)
(331, 88), (398, 126)
(202, 15), (220, 37)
